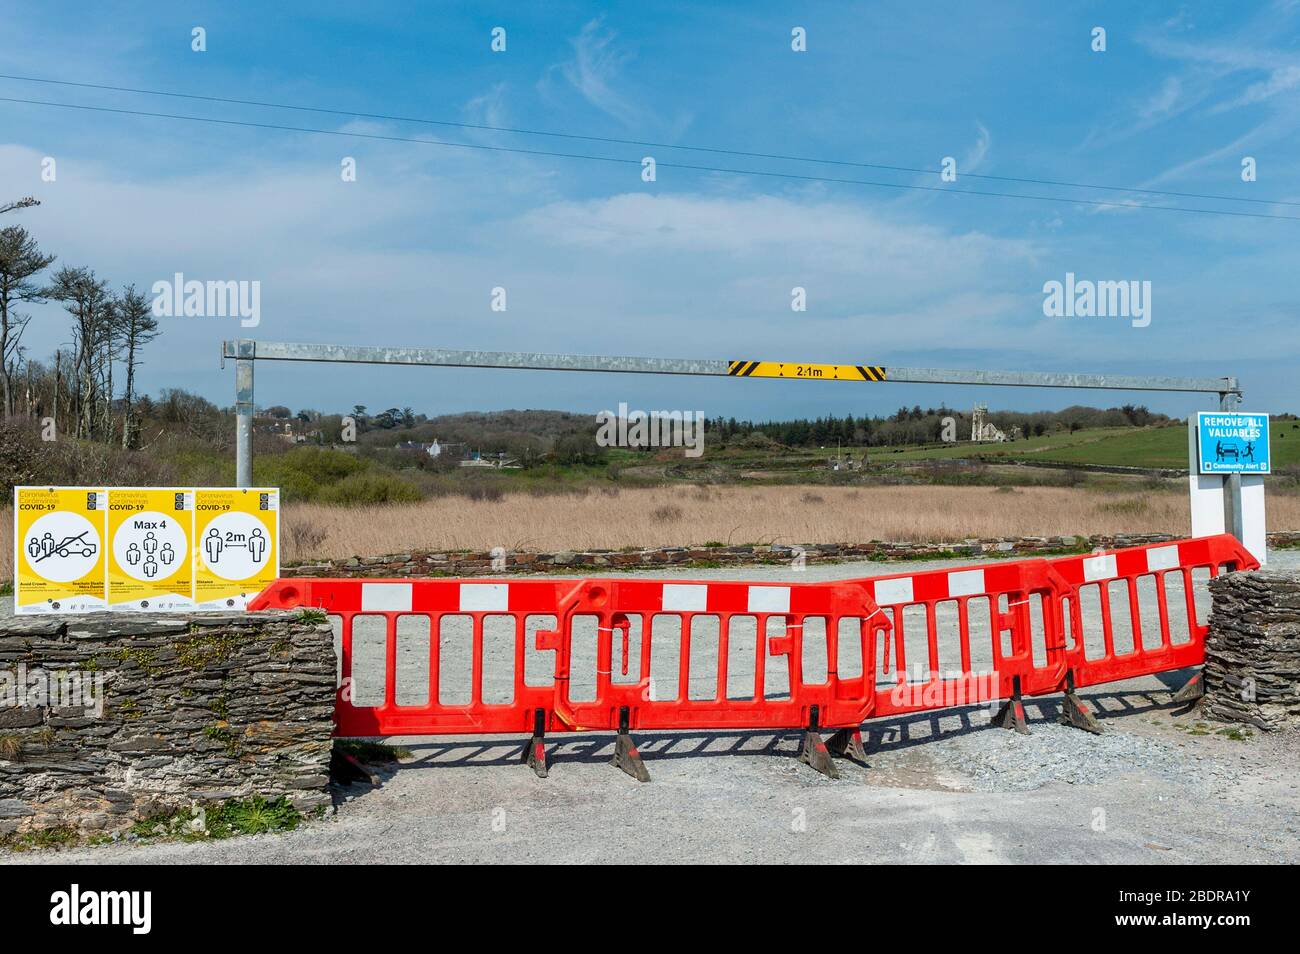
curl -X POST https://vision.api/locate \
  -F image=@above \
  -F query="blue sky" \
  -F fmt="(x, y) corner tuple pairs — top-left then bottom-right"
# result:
(2, 1), (1298, 422)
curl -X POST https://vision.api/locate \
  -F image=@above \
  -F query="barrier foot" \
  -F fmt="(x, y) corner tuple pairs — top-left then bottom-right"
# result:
(611, 707), (651, 783)
(1057, 671), (1103, 735)
(798, 707), (840, 780)
(826, 727), (869, 766)
(330, 750), (377, 787)
(1171, 670), (1204, 706)
(521, 710), (549, 779)
(991, 676), (1030, 735)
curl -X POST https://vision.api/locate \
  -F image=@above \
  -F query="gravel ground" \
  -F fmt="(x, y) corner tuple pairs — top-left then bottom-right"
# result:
(3, 550), (1298, 865)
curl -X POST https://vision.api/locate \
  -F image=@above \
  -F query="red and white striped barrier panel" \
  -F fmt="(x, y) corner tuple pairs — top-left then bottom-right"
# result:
(250, 575), (890, 779)
(250, 534), (1257, 779)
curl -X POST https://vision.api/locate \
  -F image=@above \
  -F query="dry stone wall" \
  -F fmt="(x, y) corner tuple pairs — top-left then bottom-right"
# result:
(1203, 570), (1300, 731)
(0, 611), (334, 836)
(285, 532), (1212, 578)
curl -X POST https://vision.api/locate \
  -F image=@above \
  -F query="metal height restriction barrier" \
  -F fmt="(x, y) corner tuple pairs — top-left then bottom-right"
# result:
(249, 534), (1257, 782)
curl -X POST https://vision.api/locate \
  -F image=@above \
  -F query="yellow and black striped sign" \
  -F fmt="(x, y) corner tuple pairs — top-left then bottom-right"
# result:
(726, 360), (887, 382)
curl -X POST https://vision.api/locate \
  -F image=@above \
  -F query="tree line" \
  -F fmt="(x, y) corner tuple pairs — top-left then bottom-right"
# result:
(705, 403), (1171, 449)
(0, 197), (160, 447)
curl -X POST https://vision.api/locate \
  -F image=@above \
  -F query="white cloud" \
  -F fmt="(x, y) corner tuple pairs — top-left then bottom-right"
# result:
(542, 18), (642, 126)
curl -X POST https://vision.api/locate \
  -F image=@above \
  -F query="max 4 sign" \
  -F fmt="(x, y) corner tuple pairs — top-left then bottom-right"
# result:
(1196, 412), (1270, 475)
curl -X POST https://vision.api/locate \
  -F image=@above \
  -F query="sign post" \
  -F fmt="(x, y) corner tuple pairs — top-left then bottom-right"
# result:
(1190, 411), (1268, 564)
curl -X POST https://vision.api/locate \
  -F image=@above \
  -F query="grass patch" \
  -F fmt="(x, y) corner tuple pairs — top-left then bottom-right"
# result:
(1215, 726), (1254, 741)
(0, 579), (11, 597)
(132, 796), (304, 841)
(296, 607), (329, 624)
(335, 739), (412, 762)
(1, 824), (79, 852)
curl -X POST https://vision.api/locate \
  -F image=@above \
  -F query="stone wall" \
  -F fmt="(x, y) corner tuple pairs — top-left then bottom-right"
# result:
(286, 532), (1202, 578)
(0, 611), (334, 836)
(1203, 570), (1300, 731)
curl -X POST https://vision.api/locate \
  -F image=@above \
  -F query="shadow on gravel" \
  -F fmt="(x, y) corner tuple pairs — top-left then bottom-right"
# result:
(368, 679), (1193, 772)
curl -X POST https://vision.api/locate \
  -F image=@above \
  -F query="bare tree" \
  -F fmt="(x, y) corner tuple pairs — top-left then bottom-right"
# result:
(45, 266), (111, 439)
(0, 197), (40, 216)
(0, 226), (56, 417)
(114, 285), (159, 448)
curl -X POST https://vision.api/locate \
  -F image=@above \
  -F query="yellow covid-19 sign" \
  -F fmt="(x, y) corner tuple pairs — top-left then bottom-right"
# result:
(12, 486), (279, 615)
(106, 488), (195, 611)
(14, 487), (109, 615)
(194, 488), (280, 611)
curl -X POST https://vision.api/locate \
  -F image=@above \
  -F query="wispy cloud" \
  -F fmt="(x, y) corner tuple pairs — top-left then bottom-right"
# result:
(543, 18), (641, 126)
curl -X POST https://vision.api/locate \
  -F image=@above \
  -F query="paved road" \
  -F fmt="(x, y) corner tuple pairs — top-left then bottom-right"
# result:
(5, 550), (1297, 864)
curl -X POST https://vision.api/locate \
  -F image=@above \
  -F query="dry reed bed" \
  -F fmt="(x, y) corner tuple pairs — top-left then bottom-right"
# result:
(3, 485), (1297, 576)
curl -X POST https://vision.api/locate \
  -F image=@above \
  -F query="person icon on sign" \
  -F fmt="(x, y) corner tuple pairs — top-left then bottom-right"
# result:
(126, 542), (142, 566)
(27, 536), (40, 559)
(1244, 441), (1255, 462)
(143, 531), (159, 556)
(160, 542), (175, 566)
(205, 528), (224, 563)
(40, 532), (55, 558)
(143, 557), (158, 578)
(248, 528), (267, 564)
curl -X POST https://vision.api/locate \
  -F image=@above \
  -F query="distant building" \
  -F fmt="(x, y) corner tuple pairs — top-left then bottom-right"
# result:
(396, 439), (460, 458)
(970, 404), (1021, 443)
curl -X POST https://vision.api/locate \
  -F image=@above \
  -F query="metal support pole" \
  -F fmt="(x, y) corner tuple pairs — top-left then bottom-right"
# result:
(234, 339), (255, 488)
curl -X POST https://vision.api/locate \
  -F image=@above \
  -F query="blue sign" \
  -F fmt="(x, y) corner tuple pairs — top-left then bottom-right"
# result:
(1197, 412), (1270, 474)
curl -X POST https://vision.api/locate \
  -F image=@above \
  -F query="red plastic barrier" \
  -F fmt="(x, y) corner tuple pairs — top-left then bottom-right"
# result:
(842, 533), (1258, 712)
(843, 557), (1067, 717)
(251, 575), (889, 738)
(543, 577), (887, 733)
(253, 577), (582, 737)
(1044, 534), (1258, 689)
(251, 534), (1257, 778)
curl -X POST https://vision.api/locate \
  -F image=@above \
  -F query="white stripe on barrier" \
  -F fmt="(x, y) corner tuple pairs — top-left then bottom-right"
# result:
(747, 585), (791, 613)
(1083, 553), (1118, 582)
(459, 583), (509, 612)
(662, 584), (709, 612)
(1145, 545), (1181, 572)
(946, 569), (986, 598)
(361, 582), (413, 612)
(873, 577), (914, 605)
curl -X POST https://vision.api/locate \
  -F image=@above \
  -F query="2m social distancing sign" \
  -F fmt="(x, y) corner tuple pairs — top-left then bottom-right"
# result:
(13, 487), (279, 615)
(194, 488), (279, 611)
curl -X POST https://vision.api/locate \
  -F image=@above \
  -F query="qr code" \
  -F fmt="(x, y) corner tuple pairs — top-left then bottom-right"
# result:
(174, 492), (186, 511)
(259, 493), (269, 511)
(86, 492), (98, 510)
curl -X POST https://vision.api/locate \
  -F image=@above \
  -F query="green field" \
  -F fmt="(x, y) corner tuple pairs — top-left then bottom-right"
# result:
(875, 422), (1300, 471)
